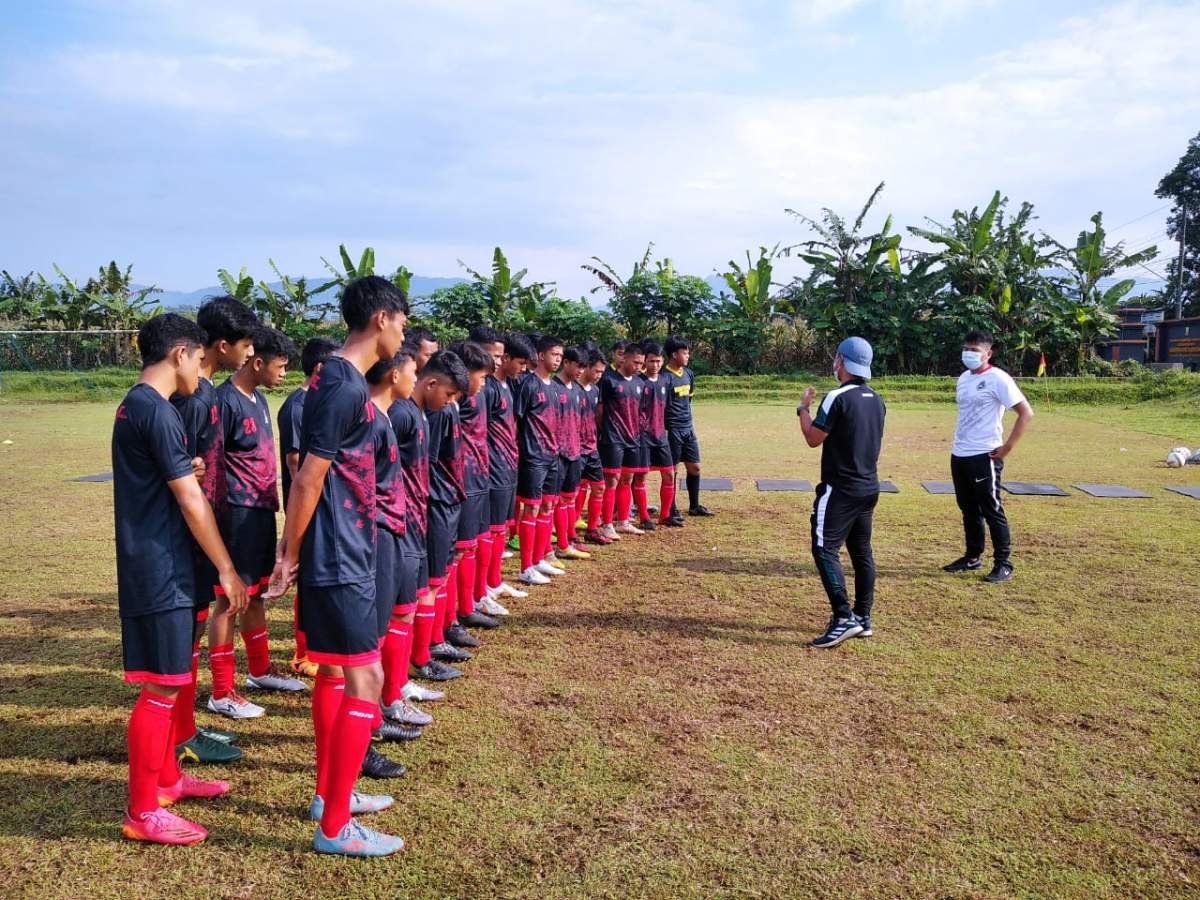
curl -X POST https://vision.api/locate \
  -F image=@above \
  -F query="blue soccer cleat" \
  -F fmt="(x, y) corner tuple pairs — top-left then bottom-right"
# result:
(313, 818), (404, 857)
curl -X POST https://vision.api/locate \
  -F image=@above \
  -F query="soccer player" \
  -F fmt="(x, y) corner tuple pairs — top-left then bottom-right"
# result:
(608, 339), (627, 375)
(471, 327), (531, 613)
(553, 347), (592, 560)
(662, 335), (713, 521)
(942, 330), (1034, 583)
(208, 327), (305, 722)
(397, 349), (469, 685)
(797, 337), (885, 648)
(405, 326), (439, 370)
(513, 335), (566, 585)
(278, 336), (339, 679)
(265, 275), (408, 857)
(597, 342), (648, 539)
(576, 349), (610, 545)
(635, 341), (676, 530)
(170, 296), (257, 765)
(115, 313), (248, 845)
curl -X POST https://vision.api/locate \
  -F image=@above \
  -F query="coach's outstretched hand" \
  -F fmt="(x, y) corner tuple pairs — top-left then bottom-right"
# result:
(219, 567), (250, 614)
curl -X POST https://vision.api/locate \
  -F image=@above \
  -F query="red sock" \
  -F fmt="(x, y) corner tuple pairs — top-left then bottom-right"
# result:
(575, 485), (588, 521)
(158, 679), (192, 787)
(127, 689), (176, 817)
(241, 626), (270, 678)
(209, 643), (235, 699)
(294, 590), (308, 659)
(318, 694), (376, 837)
(312, 673), (345, 801)
(430, 578), (446, 644)
(474, 534), (492, 600)
(556, 495), (574, 550)
(616, 481), (633, 522)
(383, 616), (413, 705)
(602, 481), (618, 525)
(443, 560), (459, 629)
(519, 513), (538, 571)
(457, 544), (477, 617)
(411, 602), (435, 666)
(535, 509), (554, 562)
(175, 641), (200, 744)
(659, 475), (676, 521)
(633, 480), (648, 522)
(589, 484), (604, 530)
(488, 526), (505, 588)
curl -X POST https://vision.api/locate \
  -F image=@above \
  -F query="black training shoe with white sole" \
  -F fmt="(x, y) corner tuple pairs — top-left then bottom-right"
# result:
(430, 641), (472, 663)
(360, 746), (407, 779)
(854, 616), (873, 637)
(412, 660), (462, 682)
(445, 622), (481, 649)
(374, 720), (423, 742)
(942, 556), (983, 573)
(460, 611), (500, 630)
(688, 505), (715, 517)
(983, 563), (1014, 583)
(812, 616), (863, 648)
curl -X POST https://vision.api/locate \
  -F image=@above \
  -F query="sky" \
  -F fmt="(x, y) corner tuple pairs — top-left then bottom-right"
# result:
(2, 0), (1197, 298)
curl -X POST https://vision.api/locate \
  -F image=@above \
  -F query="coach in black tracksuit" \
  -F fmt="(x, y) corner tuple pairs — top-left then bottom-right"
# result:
(797, 337), (885, 649)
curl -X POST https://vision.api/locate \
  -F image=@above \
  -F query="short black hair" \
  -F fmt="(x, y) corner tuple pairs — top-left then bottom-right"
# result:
(421, 350), (470, 394)
(610, 339), (628, 353)
(964, 330), (994, 347)
(664, 335), (690, 356)
(623, 342), (646, 358)
(503, 332), (535, 361)
(642, 340), (663, 357)
(563, 346), (588, 365)
(468, 325), (503, 346)
(138, 313), (206, 367)
(250, 326), (297, 363)
(301, 337), (339, 376)
(197, 295), (258, 347)
(341, 275), (409, 331)
(588, 348), (607, 367)
(365, 347), (417, 385)
(524, 330), (544, 348)
(536, 334), (564, 354)
(403, 326), (437, 350)
(448, 340), (495, 374)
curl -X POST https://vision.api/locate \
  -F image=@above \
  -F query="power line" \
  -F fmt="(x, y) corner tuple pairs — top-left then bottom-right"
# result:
(1109, 204), (1170, 232)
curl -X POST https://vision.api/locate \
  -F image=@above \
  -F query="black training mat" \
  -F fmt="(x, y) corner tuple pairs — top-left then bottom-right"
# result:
(1072, 483), (1151, 499)
(921, 481), (956, 494)
(879, 480), (899, 493)
(1003, 482), (1069, 497)
(72, 472), (113, 483)
(699, 478), (734, 492)
(755, 479), (812, 492)
(1165, 486), (1200, 500)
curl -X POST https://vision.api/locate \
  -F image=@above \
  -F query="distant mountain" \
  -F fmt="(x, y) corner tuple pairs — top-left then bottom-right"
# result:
(150, 275), (468, 310)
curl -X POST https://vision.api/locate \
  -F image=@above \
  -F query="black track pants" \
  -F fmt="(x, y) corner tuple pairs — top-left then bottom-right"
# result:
(810, 483), (878, 620)
(950, 452), (1011, 565)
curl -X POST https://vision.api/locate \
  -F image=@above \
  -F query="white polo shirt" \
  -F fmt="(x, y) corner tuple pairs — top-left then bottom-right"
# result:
(952, 366), (1026, 457)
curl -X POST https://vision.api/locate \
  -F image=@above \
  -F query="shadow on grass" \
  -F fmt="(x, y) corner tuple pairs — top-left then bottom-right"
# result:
(518, 609), (812, 648)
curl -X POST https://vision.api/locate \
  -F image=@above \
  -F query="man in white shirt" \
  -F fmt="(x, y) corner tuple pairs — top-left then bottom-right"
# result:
(943, 330), (1034, 583)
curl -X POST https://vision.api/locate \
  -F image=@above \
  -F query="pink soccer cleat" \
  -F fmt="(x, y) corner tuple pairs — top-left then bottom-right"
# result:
(122, 807), (208, 845)
(158, 773), (231, 807)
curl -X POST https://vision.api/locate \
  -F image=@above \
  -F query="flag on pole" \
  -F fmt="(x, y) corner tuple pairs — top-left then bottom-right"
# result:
(1036, 353), (1047, 377)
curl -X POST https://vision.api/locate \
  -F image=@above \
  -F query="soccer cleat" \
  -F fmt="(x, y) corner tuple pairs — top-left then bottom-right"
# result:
(519, 566), (551, 585)
(493, 582), (527, 599)
(556, 544), (591, 560)
(411, 660), (462, 682)
(445, 622), (481, 649)
(361, 746), (408, 779)
(855, 616), (874, 638)
(430, 640), (472, 663)
(575, 517), (587, 531)
(123, 807), (208, 845)
(660, 514), (685, 527)
(688, 505), (715, 517)
(478, 595), (509, 617)
(291, 655), (319, 678)
(506, 535), (520, 552)
(638, 519), (657, 532)
(207, 691), (265, 720)
(647, 504), (659, 517)
(383, 698), (433, 727)
(599, 523), (621, 541)
(942, 556), (983, 573)
(177, 731), (242, 765)
(403, 681), (444, 702)
(313, 818), (404, 858)
(198, 726), (238, 744)
(584, 528), (613, 545)
(983, 562), (1015, 583)
(614, 521), (644, 536)
(157, 773), (231, 807)
(246, 665), (307, 692)
(544, 555), (566, 570)
(374, 720), (423, 742)
(501, 549), (514, 559)
(536, 560), (565, 577)
(812, 616), (864, 648)
(309, 791), (395, 821)
(461, 610), (501, 630)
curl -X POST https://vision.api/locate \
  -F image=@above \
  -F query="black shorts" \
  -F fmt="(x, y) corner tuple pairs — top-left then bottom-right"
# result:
(397, 552), (421, 612)
(221, 505), (276, 598)
(458, 493), (489, 546)
(375, 528), (403, 639)
(191, 548), (217, 610)
(122, 606), (195, 687)
(517, 459), (558, 503)
(600, 442), (642, 474)
(427, 500), (461, 579)
(488, 483), (517, 528)
(299, 580), (381, 666)
(669, 429), (701, 465)
(646, 439), (673, 470)
(580, 452), (603, 484)
(559, 456), (583, 494)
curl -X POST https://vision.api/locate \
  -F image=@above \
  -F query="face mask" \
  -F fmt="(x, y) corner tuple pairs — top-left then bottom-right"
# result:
(962, 350), (984, 371)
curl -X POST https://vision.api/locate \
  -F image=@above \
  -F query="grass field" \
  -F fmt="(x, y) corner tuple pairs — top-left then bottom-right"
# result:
(0, 393), (1198, 898)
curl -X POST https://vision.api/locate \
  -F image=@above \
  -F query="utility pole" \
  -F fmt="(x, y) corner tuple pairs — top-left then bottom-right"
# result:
(1177, 204), (1187, 320)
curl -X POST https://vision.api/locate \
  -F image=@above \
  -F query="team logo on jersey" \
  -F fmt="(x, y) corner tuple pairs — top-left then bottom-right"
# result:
(115, 405), (127, 421)
(976, 382), (987, 391)
(210, 405), (218, 424)
(389, 444), (398, 463)
(500, 399), (508, 410)
(243, 416), (258, 435)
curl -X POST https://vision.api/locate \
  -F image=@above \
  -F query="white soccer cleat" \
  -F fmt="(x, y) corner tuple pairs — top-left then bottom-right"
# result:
(599, 524), (621, 541)
(478, 595), (509, 617)
(494, 582), (528, 599)
(382, 698), (433, 727)
(245, 668), (307, 692)
(536, 560), (565, 577)
(501, 549), (514, 559)
(402, 681), (444, 702)
(206, 692), (265, 720)
(520, 566), (551, 585)
(614, 520), (645, 535)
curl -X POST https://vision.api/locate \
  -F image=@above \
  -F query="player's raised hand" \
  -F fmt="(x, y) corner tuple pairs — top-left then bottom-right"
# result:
(263, 555), (297, 600)
(219, 568), (250, 615)
(801, 387), (816, 409)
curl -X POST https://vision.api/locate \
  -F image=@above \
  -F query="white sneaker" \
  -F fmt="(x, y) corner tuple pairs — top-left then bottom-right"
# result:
(403, 681), (444, 702)
(245, 667), (307, 692)
(478, 595), (509, 617)
(520, 566), (551, 585)
(614, 520), (645, 535)
(207, 691), (265, 719)
(599, 524), (621, 541)
(382, 699), (433, 727)
(536, 560), (565, 577)
(494, 582), (528, 599)
(501, 549), (514, 559)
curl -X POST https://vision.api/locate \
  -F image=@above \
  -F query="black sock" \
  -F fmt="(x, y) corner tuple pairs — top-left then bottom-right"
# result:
(686, 473), (700, 509)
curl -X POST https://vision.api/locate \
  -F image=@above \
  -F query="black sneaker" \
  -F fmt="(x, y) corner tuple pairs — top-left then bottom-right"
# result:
(661, 514), (685, 527)
(854, 615), (873, 638)
(460, 611), (501, 630)
(812, 616), (863, 648)
(942, 556), (982, 573)
(647, 505), (659, 517)
(430, 640), (472, 663)
(412, 660), (462, 682)
(638, 519), (657, 532)
(983, 562), (1014, 583)
(360, 746), (407, 779)
(445, 622), (480, 649)
(688, 505), (715, 517)
(374, 720), (422, 742)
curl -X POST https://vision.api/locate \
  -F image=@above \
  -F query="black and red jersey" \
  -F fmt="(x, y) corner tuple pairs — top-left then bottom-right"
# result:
(389, 397), (429, 556)
(483, 375), (517, 489)
(579, 382), (599, 455)
(599, 373), (646, 449)
(216, 380), (279, 511)
(458, 390), (490, 497)
(554, 376), (583, 461)
(513, 371), (559, 464)
(370, 407), (405, 536)
(171, 377), (226, 511)
(640, 374), (670, 447)
(427, 403), (466, 505)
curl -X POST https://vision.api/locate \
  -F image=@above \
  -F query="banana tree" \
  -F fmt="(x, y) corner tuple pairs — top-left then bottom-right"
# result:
(216, 267), (258, 305)
(720, 244), (781, 323)
(321, 244), (376, 286)
(458, 246), (555, 326)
